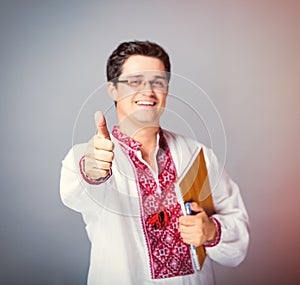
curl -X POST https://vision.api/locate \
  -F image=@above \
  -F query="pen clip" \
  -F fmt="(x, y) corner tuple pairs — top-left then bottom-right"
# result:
(184, 202), (201, 271)
(185, 202), (192, 215)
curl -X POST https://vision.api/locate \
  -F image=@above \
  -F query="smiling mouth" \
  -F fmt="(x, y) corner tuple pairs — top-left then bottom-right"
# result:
(135, 100), (157, 106)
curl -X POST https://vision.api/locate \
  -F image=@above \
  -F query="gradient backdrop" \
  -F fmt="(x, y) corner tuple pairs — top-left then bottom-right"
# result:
(1, 0), (300, 284)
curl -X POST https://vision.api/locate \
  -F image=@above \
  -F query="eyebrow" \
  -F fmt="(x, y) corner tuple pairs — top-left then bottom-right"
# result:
(153, 75), (167, 80)
(125, 74), (167, 80)
(126, 74), (144, 79)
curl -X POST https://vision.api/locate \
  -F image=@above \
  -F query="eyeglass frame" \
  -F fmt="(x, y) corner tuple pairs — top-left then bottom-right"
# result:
(113, 74), (169, 92)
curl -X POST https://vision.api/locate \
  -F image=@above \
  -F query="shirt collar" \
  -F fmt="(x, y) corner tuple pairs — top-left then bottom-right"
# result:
(112, 126), (166, 151)
(112, 126), (142, 150)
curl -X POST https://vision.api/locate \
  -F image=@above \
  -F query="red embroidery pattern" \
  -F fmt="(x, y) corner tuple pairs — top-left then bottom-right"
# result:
(112, 127), (194, 279)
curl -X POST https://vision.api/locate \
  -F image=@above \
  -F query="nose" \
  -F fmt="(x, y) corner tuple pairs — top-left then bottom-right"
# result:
(141, 80), (154, 93)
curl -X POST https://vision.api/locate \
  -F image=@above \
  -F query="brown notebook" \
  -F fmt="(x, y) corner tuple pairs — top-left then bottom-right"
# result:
(178, 147), (215, 269)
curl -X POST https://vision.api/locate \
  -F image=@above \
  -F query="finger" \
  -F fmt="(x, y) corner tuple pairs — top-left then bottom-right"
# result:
(95, 111), (111, 140)
(179, 224), (198, 234)
(85, 168), (109, 179)
(179, 215), (198, 226)
(86, 149), (114, 163)
(180, 228), (205, 247)
(179, 227), (200, 244)
(180, 230), (199, 240)
(85, 155), (112, 170)
(84, 157), (110, 178)
(85, 157), (111, 174)
(181, 235), (202, 247)
(93, 136), (114, 151)
(95, 161), (112, 171)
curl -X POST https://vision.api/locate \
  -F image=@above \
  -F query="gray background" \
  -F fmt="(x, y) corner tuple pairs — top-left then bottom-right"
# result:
(1, 0), (300, 284)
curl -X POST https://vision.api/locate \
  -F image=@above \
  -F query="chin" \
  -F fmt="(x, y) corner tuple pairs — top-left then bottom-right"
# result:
(135, 118), (160, 128)
(119, 108), (164, 129)
(136, 111), (162, 125)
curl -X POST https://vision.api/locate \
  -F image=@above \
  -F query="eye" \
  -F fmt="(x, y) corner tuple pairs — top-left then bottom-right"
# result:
(128, 79), (141, 87)
(152, 80), (166, 88)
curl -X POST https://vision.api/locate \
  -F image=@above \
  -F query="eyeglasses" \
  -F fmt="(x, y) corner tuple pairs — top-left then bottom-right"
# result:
(116, 75), (168, 92)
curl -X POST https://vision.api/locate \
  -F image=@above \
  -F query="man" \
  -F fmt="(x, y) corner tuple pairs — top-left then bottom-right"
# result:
(60, 40), (249, 285)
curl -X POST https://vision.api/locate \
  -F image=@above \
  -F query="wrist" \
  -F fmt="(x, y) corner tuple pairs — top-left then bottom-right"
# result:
(79, 156), (111, 185)
(204, 217), (221, 247)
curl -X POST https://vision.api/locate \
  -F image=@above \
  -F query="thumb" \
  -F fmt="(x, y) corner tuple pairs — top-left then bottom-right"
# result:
(190, 202), (203, 213)
(94, 111), (111, 139)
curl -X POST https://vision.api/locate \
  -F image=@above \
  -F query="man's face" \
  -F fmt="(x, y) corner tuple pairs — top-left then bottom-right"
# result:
(109, 55), (168, 130)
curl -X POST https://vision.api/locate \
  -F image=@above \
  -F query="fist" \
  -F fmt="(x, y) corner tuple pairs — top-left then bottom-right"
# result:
(179, 202), (216, 247)
(84, 111), (114, 180)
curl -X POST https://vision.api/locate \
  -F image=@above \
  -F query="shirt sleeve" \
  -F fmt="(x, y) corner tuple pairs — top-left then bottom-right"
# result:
(203, 147), (250, 267)
(60, 144), (112, 213)
(79, 155), (112, 185)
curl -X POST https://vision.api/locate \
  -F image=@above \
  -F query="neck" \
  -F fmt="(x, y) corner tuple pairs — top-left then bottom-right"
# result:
(135, 127), (159, 148)
(119, 122), (160, 171)
(119, 123), (159, 147)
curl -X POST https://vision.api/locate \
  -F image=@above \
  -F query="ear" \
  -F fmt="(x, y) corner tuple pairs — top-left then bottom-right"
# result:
(166, 85), (169, 96)
(107, 82), (118, 101)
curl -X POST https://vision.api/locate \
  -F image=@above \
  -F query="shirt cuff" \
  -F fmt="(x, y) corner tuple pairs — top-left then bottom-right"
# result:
(79, 155), (112, 185)
(204, 217), (221, 247)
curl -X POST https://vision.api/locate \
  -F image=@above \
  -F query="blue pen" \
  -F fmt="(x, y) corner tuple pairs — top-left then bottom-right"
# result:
(185, 202), (201, 271)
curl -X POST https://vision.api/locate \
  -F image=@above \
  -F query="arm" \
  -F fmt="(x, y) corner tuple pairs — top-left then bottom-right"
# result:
(60, 112), (114, 213)
(179, 147), (249, 267)
(60, 144), (112, 213)
(204, 147), (250, 267)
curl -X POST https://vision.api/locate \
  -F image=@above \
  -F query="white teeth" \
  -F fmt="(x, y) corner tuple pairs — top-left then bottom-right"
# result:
(136, 101), (155, 106)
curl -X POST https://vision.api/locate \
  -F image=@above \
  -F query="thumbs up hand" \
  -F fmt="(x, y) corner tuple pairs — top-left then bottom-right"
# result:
(84, 111), (114, 180)
(94, 111), (111, 140)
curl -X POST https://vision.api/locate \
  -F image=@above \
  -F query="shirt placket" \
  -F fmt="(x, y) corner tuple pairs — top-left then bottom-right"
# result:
(112, 127), (194, 279)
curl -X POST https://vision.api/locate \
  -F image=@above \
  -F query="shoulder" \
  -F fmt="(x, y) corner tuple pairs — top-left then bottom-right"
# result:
(162, 129), (212, 174)
(162, 128), (218, 174)
(162, 128), (195, 144)
(162, 128), (209, 154)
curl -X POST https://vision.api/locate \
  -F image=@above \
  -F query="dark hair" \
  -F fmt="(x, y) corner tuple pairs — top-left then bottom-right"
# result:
(106, 40), (171, 83)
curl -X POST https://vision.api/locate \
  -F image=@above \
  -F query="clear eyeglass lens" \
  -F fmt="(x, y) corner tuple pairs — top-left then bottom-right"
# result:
(127, 78), (167, 90)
